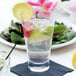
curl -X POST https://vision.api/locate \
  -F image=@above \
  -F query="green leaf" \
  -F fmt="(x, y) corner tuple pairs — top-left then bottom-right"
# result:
(54, 25), (67, 35)
(60, 39), (67, 43)
(10, 21), (23, 36)
(10, 20), (20, 32)
(52, 41), (60, 45)
(11, 32), (25, 44)
(65, 32), (76, 41)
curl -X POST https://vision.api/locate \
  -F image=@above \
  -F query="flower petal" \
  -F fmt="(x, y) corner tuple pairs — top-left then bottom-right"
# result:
(39, 0), (46, 5)
(44, 2), (53, 10)
(51, 2), (58, 12)
(23, 26), (33, 37)
(27, 1), (40, 6)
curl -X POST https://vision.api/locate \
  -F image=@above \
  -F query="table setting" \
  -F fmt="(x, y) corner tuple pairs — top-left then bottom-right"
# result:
(0, 0), (76, 76)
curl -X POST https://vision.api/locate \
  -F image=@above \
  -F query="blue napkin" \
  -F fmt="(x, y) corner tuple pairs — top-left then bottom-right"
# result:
(11, 60), (73, 76)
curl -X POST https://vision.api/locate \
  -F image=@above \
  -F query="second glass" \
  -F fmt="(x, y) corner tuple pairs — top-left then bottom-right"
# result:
(0, 51), (10, 76)
(22, 18), (54, 72)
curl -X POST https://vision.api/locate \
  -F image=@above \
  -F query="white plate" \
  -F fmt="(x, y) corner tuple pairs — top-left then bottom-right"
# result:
(0, 20), (76, 50)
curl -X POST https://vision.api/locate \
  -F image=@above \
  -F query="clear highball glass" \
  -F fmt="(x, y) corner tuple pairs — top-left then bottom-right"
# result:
(22, 18), (55, 72)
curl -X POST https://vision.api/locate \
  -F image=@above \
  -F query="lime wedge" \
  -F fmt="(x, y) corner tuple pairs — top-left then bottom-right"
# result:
(13, 3), (33, 21)
(44, 26), (54, 36)
(28, 32), (50, 44)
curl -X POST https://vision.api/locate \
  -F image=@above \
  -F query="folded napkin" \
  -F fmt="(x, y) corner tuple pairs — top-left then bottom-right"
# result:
(64, 70), (76, 76)
(11, 60), (73, 76)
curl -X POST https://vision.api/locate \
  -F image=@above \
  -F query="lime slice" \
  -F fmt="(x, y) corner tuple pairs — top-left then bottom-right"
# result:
(0, 58), (4, 64)
(13, 3), (33, 21)
(72, 52), (76, 69)
(28, 32), (50, 44)
(44, 26), (54, 36)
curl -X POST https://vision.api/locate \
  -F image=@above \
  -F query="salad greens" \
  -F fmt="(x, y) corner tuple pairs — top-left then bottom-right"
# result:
(0, 20), (25, 45)
(0, 20), (76, 45)
(11, 32), (24, 44)
(52, 22), (76, 45)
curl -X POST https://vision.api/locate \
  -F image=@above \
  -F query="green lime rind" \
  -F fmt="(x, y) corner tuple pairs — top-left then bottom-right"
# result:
(31, 28), (40, 34)
(28, 26), (54, 43)
(44, 26), (54, 36)
(28, 32), (50, 43)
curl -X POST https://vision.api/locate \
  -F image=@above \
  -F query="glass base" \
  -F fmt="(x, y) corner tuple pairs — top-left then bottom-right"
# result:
(29, 66), (49, 72)
(28, 60), (49, 72)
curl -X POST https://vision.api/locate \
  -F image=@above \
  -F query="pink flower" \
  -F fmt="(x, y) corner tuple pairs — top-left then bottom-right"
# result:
(33, 8), (51, 18)
(22, 22), (34, 37)
(27, 0), (58, 18)
(27, 0), (58, 11)
(23, 26), (33, 37)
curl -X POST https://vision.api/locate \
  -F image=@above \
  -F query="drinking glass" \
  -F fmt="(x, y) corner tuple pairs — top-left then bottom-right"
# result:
(22, 18), (54, 72)
(0, 51), (10, 76)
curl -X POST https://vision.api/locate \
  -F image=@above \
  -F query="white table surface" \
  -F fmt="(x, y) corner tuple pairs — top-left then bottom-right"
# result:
(0, 0), (76, 76)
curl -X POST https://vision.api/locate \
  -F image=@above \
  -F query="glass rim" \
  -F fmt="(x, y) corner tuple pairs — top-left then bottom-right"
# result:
(22, 17), (51, 22)
(31, 17), (51, 21)
(31, 17), (49, 19)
